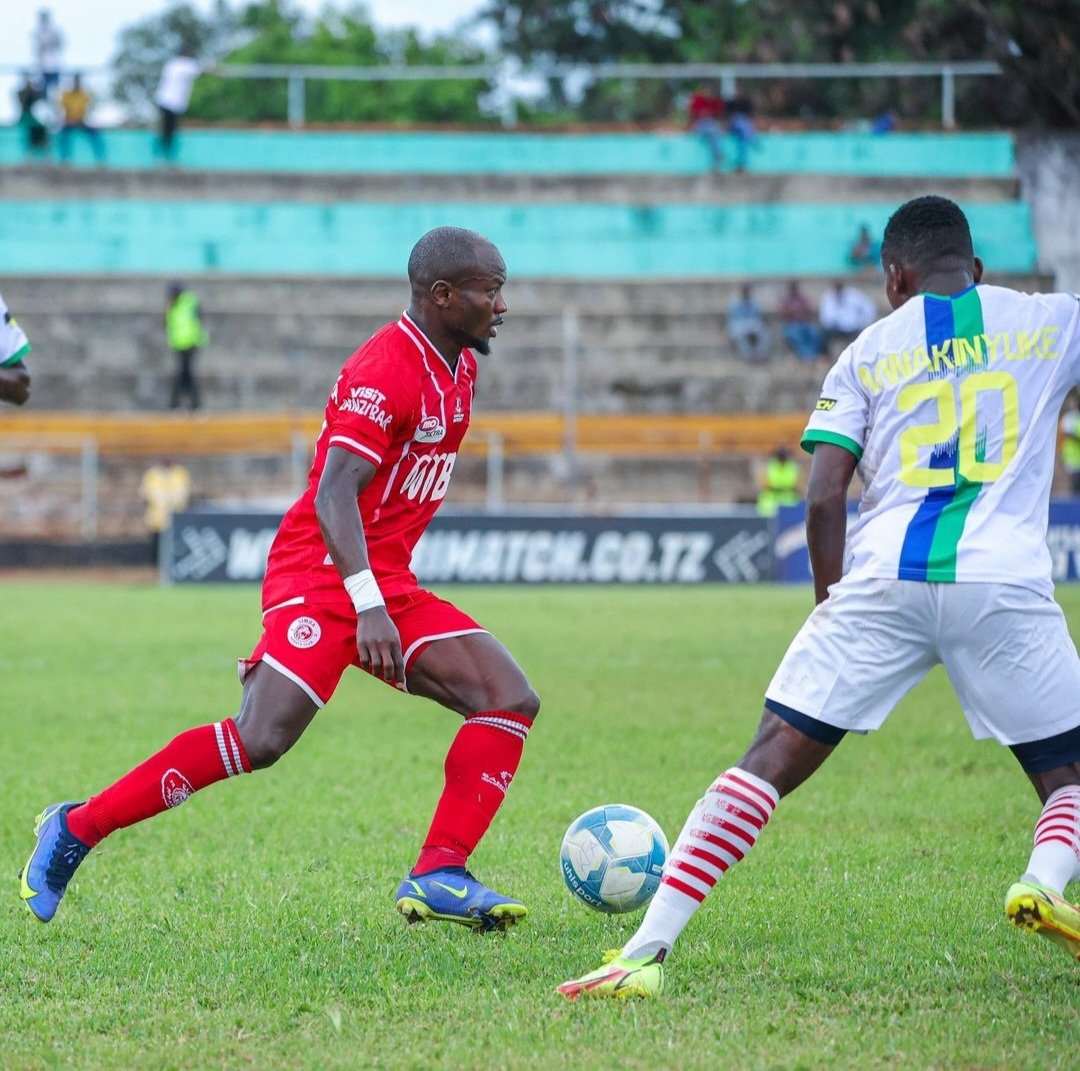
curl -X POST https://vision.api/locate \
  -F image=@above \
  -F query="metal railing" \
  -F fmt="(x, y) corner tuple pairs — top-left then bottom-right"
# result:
(1, 59), (1002, 130)
(211, 59), (1002, 130)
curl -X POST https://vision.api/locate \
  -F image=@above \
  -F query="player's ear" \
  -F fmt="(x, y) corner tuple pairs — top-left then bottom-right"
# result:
(884, 261), (914, 310)
(429, 279), (453, 308)
(972, 256), (984, 284)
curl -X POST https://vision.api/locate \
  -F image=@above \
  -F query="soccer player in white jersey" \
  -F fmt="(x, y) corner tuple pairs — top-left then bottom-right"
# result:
(0, 292), (31, 406)
(559, 195), (1080, 999)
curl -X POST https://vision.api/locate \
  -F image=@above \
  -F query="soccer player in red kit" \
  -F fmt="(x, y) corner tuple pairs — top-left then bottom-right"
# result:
(20, 227), (539, 932)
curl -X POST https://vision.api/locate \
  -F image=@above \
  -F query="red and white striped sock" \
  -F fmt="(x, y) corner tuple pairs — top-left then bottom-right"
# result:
(65, 719), (251, 847)
(1023, 785), (1080, 895)
(623, 767), (779, 960)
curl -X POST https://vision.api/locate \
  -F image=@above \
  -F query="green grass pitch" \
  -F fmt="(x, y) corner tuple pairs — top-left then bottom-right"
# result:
(4, 581), (1080, 1070)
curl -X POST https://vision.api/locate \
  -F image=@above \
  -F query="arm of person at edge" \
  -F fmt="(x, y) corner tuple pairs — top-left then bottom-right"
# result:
(315, 444), (405, 686)
(805, 442), (858, 605)
(0, 361), (30, 405)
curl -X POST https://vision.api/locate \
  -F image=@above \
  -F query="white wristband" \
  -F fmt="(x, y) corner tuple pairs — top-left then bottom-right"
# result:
(343, 569), (384, 614)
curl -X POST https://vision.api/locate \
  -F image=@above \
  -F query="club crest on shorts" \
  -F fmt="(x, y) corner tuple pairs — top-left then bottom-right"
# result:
(161, 768), (194, 809)
(287, 615), (321, 648)
(413, 415), (446, 443)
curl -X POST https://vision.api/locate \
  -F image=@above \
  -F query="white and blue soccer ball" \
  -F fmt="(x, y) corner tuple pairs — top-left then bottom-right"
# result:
(560, 803), (669, 914)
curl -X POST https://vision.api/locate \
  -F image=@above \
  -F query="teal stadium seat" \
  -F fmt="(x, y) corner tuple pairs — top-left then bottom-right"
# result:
(0, 200), (1035, 276)
(0, 126), (1017, 177)
(0, 127), (1032, 275)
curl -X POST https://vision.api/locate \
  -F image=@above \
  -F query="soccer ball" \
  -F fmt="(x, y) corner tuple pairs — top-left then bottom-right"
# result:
(559, 803), (669, 914)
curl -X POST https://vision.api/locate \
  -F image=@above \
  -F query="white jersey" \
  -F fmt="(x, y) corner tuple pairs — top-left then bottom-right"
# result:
(154, 57), (202, 114)
(803, 284), (1080, 597)
(0, 293), (31, 368)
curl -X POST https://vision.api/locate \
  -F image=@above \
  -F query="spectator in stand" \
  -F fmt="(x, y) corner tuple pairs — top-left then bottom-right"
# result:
(154, 48), (203, 161)
(166, 282), (208, 410)
(16, 73), (50, 159)
(726, 94), (758, 172)
(756, 446), (801, 518)
(847, 223), (880, 274)
(686, 82), (725, 172)
(818, 279), (876, 357)
(871, 109), (898, 135)
(31, 9), (63, 100)
(141, 458), (192, 565)
(1060, 393), (1080, 495)
(58, 74), (105, 164)
(778, 280), (825, 362)
(727, 284), (771, 363)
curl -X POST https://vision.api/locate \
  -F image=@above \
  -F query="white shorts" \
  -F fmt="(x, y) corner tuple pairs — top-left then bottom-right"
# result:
(765, 577), (1080, 746)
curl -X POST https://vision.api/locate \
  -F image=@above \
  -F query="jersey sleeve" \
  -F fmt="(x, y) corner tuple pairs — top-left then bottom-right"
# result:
(325, 351), (417, 468)
(1064, 294), (1080, 384)
(801, 349), (868, 460)
(0, 299), (31, 367)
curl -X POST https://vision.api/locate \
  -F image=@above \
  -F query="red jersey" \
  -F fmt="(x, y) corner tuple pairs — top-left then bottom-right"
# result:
(262, 313), (476, 610)
(687, 92), (724, 123)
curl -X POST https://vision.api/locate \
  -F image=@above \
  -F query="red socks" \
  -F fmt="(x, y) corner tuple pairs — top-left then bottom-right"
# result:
(413, 710), (532, 875)
(62, 707), (527, 876)
(66, 719), (251, 847)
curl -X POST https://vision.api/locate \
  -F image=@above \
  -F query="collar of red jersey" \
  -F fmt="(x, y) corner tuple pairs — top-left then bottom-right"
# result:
(397, 312), (468, 379)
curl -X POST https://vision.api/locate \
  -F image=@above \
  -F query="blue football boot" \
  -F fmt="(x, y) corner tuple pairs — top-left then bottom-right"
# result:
(20, 802), (91, 923)
(394, 867), (527, 931)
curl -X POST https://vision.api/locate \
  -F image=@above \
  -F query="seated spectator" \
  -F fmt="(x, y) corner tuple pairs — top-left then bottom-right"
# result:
(16, 72), (49, 159)
(727, 284), (771, 363)
(726, 95), (758, 172)
(819, 280), (876, 357)
(686, 82), (725, 172)
(58, 74), (105, 164)
(847, 223), (880, 273)
(871, 109), (897, 135)
(778, 280), (824, 362)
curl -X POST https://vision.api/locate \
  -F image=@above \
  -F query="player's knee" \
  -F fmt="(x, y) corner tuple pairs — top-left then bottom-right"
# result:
(501, 685), (541, 721)
(238, 724), (296, 770)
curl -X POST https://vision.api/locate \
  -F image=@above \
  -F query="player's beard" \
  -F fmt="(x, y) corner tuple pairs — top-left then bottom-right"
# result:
(468, 335), (492, 356)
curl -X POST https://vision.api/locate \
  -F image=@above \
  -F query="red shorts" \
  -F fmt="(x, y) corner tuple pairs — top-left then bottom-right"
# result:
(239, 588), (486, 707)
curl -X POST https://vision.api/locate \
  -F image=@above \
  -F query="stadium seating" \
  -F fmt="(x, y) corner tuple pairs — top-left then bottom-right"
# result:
(0, 125), (1047, 527)
(0, 127), (1018, 177)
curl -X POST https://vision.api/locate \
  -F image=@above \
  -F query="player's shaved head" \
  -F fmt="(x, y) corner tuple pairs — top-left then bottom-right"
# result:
(408, 227), (502, 292)
(881, 196), (974, 275)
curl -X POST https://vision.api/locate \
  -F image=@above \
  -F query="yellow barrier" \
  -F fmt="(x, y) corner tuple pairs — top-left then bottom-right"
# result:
(0, 411), (808, 457)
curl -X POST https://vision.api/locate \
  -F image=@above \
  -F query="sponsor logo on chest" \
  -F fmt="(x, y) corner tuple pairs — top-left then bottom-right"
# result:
(400, 451), (457, 504)
(414, 415), (446, 443)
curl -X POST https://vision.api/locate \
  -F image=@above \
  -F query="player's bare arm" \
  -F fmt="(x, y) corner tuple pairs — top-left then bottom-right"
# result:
(0, 361), (30, 405)
(805, 442), (857, 604)
(315, 445), (405, 686)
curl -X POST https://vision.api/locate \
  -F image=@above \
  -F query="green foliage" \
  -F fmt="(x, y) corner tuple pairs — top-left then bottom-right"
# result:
(480, 0), (1080, 127)
(109, 0), (1078, 127)
(111, 0), (492, 125)
(5, 581), (1080, 1069)
(111, 0), (238, 117)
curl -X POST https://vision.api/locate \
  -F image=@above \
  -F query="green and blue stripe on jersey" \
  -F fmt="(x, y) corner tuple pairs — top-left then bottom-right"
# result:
(897, 286), (985, 582)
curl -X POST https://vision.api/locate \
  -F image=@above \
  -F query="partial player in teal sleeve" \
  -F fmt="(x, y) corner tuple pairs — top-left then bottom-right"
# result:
(0, 291), (31, 406)
(560, 196), (1080, 999)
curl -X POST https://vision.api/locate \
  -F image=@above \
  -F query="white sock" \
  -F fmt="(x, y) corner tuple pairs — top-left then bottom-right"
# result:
(1023, 785), (1080, 895)
(622, 767), (779, 960)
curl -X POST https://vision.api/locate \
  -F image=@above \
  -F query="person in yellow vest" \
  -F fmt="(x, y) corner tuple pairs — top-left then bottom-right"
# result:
(58, 73), (105, 163)
(1060, 393), (1080, 495)
(166, 282), (209, 410)
(756, 445), (802, 517)
(140, 458), (192, 563)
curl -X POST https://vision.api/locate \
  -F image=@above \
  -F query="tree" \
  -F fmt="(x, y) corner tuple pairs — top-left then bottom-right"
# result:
(111, 1), (494, 126)
(111, 0), (239, 119)
(478, 0), (1080, 127)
